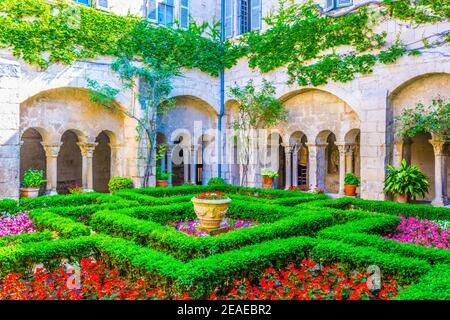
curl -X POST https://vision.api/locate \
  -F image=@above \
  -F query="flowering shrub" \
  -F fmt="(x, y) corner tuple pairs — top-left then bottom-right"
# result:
(68, 183), (83, 195)
(382, 215), (450, 249)
(168, 218), (258, 237)
(211, 259), (400, 300)
(288, 185), (308, 191)
(195, 192), (229, 200)
(0, 258), (179, 300)
(0, 211), (36, 237)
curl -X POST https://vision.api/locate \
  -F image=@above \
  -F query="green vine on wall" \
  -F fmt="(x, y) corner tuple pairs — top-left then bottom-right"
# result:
(0, 0), (448, 86)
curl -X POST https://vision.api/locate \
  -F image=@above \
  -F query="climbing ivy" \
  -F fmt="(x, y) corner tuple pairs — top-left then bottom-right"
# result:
(0, 0), (448, 85)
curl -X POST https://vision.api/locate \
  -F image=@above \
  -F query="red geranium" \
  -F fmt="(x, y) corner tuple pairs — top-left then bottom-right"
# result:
(195, 192), (229, 200)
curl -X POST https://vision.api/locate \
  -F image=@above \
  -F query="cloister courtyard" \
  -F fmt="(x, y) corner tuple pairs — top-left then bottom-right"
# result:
(0, 0), (449, 302)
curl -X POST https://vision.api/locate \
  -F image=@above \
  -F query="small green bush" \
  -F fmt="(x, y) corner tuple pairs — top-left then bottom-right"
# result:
(207, 177), (230, 186)
(22, 169), (47, 188)
(108, 177), (133, 193)
(344, 173), (360, 186)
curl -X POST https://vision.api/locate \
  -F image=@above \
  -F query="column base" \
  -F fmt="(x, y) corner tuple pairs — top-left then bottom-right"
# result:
(46, 190), (58, 196)
(83, 189), (94, 193)
(431, 197), (446, 207)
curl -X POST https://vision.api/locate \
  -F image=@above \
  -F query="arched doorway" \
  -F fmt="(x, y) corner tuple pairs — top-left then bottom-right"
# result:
(20, 128), (46, 195)
(93, 131), (111, 193)
(289, 132), (308, 189)
(325, 133), (339, 194)
(57, 131), (82, 194)
(266, 132), (285, 189)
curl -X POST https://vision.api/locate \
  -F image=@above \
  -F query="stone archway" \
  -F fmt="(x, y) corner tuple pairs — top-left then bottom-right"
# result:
(325, 133), (339, 194)
(289, 131), (308, 189)
(57, 130), (82, 194)
(93, 131), (111, 193)
(20, 128), (46, 195)
(389, 73), (450, 205)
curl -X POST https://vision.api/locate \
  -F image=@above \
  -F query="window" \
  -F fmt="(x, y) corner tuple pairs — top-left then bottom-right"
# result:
(158, 0), (175, 26)
(326, 0), (353, 11)
(224, 0), (234, 38)
(148, 1), (174, 27)
(179, 0), (189, 29)
(238, 0), (261, 35)
(97, 0), (108, 9)
(73, 0), (91, 6)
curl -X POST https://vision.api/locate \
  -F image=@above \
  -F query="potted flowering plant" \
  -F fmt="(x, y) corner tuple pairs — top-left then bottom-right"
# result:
(344, 173), (360, 196)
(68, 183), (83, 195)
(191, 192), (231, 231)
(20, 169), (47, 198)
(261, 168), (279, 189)
(384, 159), (430, 203)
(156, 167), (172, 187)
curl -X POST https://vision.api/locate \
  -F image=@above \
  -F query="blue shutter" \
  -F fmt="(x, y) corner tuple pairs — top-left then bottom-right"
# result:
(336, 0), (352, 8)
(166, 0), (174, 26)
(148, 0), (157, 20)
(250, 0), (261, 31)
(325, 0), (334, 11)
(180, 0), (189, 29)
(225, 0), (234, 38)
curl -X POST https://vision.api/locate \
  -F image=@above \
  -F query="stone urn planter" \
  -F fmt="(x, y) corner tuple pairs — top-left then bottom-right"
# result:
(20, 187), (40, 199)
(344, 184), (357, 197)
(262, 176), (274, 189)
(156, 180), (168, 187)
(191, 192), (231, 233)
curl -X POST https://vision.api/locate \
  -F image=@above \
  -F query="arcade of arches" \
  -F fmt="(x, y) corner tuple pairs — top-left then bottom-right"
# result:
(4, 75), (449, 206)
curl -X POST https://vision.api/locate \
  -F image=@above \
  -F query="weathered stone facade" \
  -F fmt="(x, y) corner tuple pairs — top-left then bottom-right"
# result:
(0, 0), (449, 205)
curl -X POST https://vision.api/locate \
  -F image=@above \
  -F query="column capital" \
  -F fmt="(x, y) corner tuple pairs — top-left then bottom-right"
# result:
(77, 142), (98, 157)
(41, 142), (62, 158)
(335, 143), (356, 155)
(282, 144), (294, 154)
(429, 139), (446, 156)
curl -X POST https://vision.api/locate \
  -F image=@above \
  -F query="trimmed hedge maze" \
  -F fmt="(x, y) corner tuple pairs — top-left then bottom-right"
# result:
(1, 186), (449, 299)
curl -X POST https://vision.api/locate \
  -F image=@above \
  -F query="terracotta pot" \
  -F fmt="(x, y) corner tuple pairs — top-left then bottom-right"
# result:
(262, 176), (274, 189)
(20, 187), (40, 198)
(156, 180), (168, 187)
(191, 197), (232, 230)
(344, 184), (357, 197)
(396, 193), (411, 204)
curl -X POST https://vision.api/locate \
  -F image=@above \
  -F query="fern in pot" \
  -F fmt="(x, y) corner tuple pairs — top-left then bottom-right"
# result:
(384, 160), (430, 203)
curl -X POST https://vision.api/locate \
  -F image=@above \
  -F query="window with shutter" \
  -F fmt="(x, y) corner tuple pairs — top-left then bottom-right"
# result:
(224, 0), (234, 38)
(250, 0), (261, 31)
(180, 0), (189, 29)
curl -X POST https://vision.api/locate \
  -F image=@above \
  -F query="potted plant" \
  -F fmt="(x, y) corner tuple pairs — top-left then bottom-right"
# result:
(261, 169), (279, 189)
(344, 173), (360, 196)
(20, 169), (47, 198)
(191, 192), (231, 232)
(384, 159), (430, 203)
(156, 167), (172, 187)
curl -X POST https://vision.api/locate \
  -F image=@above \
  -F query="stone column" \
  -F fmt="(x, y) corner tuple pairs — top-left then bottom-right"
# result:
(109, 144), (123, 178)
(78, 142), (98, 192)
(190, 144), (199, 185)
(429, 139), (448, 206)
(336, 144), (347, 195)
(283, 144), (293, 189)
(345, 144), (355, 174)
(167, 144), (174, 187)
(41, 143), (62, 195)
(292, 146), (299, 187)
(306, 143), (327, 190)
(183, 146), (190, 184)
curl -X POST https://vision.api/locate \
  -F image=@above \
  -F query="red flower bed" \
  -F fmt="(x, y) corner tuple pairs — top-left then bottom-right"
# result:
(195, 191), (229, 200)
(0, 258), (186, 300)
(210, 259), (400, 300)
